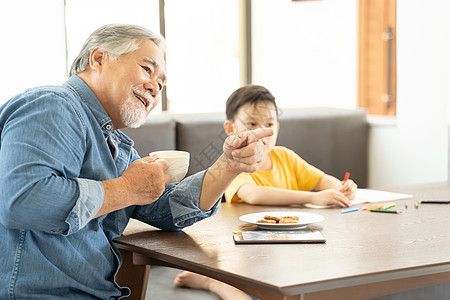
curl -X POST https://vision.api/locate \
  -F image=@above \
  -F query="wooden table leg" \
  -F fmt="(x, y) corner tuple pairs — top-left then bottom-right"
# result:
(116, 249), (150, 300)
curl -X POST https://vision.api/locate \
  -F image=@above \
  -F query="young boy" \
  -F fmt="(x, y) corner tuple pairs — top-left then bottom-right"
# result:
(223, 84), (357, 206)
(173, 85), (357, 300)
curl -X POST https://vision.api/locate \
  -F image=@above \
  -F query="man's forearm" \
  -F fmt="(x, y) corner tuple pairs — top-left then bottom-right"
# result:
(198, 154), (240, 211)
(96, 177), (134, 218)
(198, 128), (273, 211)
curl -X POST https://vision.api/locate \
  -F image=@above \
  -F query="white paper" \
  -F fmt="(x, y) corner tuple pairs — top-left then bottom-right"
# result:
(351, 188), (413, 204)
(304, 188), (413, 209)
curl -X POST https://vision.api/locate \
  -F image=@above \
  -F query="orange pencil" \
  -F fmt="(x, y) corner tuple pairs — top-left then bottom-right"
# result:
(363, 202), (395, 211)
(363, 204), (385, 211)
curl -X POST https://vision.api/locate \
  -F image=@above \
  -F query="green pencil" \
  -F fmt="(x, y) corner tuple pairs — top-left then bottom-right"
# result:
(370, 209), (401, 214)
(381, 204), (394, 210)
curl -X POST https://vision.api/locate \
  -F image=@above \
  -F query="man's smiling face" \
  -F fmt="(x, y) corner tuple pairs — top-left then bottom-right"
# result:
(96, 39), (167, 129)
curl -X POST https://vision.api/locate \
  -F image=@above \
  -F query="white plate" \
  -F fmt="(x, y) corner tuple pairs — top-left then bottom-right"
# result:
(239, 211), (325, 230)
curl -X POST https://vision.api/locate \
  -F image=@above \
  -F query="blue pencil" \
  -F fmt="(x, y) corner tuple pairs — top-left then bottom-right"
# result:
(341, 207), (359, 214)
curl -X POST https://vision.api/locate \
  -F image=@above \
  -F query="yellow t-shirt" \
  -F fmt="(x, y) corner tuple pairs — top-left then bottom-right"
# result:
(224, 146), (324, 203)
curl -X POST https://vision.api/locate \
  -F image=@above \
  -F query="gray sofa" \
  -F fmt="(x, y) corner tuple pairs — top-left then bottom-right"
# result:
(121, 107), (369, 187)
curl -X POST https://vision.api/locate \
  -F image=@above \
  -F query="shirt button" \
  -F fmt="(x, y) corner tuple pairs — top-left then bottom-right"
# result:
(105, 124), (112, 130)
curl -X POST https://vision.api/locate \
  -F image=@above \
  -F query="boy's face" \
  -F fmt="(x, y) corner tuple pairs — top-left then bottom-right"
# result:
(225, 101), (279, 157)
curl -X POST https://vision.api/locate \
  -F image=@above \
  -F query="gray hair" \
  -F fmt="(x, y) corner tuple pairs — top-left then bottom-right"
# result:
(69, 24), (166, 77)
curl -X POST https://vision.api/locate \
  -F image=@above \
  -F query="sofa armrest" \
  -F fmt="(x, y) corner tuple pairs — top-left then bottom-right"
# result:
(121, 117), (177, 157)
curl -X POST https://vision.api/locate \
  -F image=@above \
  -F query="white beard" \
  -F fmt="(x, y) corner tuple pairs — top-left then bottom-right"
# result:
(120, 95), (148, 128)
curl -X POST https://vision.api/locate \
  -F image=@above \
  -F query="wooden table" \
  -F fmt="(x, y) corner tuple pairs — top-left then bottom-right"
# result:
(114, 182), (450, 300)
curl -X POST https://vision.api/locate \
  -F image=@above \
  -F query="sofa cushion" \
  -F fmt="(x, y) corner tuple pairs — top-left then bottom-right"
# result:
(121, 108), (368, 188)
(277, 108), (368, 187)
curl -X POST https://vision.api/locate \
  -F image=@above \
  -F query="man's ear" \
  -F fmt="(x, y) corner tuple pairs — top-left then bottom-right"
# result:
(89, 48), (106, 72)
(223, 120), (235, 136)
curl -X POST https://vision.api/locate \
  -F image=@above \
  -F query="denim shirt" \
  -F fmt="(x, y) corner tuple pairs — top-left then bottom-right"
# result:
(0, 75), (220, 299)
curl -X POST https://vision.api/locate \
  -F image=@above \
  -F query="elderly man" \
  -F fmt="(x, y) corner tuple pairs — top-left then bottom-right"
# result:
(0, 24), (272, 299)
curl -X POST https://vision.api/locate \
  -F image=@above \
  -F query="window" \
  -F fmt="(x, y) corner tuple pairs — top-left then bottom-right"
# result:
(0, 0), (66, 103)
(1, 1), (361, 114)
(164, 0), (240, 113)
(65, 0), (160, 68)
(65, 0), (161, 113)
(66, 0), (240, 114)
(251, 0), (358, 110)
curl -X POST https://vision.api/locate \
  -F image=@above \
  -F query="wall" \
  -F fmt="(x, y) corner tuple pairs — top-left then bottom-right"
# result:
(252, 0), (449, 188)
(252, 0), (358, 110)
(368, 0), (449, 188)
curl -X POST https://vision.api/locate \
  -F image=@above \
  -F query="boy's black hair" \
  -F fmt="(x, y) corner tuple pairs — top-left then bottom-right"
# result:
(225, 85), (278, 121)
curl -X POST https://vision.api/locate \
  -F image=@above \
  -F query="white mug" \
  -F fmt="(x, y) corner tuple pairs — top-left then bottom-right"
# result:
(149, 150), (190, 184)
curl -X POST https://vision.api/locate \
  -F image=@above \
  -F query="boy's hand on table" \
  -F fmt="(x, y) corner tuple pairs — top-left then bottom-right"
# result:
(311, 189), (351, 208)
(340, 179), (357, 200)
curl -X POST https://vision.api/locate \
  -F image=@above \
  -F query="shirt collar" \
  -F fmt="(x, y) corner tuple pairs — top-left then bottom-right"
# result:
(64, 75), (114, 133)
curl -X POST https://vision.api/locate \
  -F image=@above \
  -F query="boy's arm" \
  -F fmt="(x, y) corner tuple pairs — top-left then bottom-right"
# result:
(236, 183), (316, 205)
(236, 173), (356, 207)
(313, 174), (342, 190)
(314, 174), (358, 200)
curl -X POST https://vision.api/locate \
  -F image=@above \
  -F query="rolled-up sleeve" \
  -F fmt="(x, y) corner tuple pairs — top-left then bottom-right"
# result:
(132, 170), (221, 231)
(64, 179), (104, 235)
